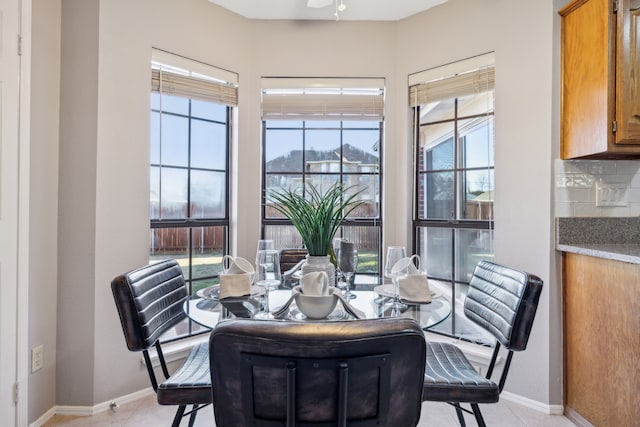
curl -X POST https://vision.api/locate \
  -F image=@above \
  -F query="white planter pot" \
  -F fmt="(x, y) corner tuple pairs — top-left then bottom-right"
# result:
(301, 255), (336, 288)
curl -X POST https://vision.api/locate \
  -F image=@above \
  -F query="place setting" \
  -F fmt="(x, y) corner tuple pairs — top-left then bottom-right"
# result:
(372, 247), (448, 322)
(270, 271), (365, 321)
(193, 254), (264, 317)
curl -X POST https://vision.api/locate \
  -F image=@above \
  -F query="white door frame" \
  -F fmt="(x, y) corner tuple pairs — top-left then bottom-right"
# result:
(1, 0), (32, 424)
(17, 0), (31, 424)
(0, 0), (20, 421)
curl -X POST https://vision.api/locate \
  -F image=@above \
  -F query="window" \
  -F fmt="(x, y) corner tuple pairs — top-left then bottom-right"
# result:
(149, 50), (237, 338)
(411, 54), (495, 344)
(261, 78), (384, 281)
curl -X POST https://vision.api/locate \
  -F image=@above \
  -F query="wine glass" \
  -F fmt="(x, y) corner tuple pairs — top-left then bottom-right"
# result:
(384, 246), (408, 313)
(338, 247), (358, 300)
(333, 237), (343, 285)
(254, 249), (281, 317)
(255, 240), (275, 266)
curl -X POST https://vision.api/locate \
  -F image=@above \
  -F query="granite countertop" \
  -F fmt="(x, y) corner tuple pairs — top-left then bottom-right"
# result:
(556, 243), (640, 264)
(556, 217), (640, 264)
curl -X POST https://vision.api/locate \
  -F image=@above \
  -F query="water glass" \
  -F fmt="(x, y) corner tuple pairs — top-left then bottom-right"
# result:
(384, 246), (408, 312)
(254, 249), (281, 316)
(255, 240), (275, 266)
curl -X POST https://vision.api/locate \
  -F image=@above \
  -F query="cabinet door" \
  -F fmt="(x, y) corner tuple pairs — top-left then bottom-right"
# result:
(560, 0), (613, 158)
(564, 253), (640, 426)
(616, 0), (640, 143)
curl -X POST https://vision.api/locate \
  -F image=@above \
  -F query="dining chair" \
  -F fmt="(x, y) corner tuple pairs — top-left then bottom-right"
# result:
(279, 247), (308, 288)
(422, 260), (543, 427)
(111, 259), (212, 427)
(210, 317), (426, 427)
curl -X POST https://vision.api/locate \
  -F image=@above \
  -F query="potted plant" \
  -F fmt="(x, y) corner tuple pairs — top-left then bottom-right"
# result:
(267, 182), (364, 286)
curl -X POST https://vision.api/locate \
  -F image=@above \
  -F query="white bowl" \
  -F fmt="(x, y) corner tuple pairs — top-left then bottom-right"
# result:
(293, 286), (338, 319)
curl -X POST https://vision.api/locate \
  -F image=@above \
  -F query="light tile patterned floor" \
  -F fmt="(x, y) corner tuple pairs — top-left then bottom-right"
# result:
(42, 393), (576, 427)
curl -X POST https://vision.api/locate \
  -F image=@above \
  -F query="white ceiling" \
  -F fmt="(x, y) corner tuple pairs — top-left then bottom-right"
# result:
(207, 0), (448, 21)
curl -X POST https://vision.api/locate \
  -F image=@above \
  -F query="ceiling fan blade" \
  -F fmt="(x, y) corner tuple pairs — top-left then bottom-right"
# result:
(307, 0), (333, 8)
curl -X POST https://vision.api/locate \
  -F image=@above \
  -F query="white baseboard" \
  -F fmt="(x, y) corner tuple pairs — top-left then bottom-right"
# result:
(29, 335), (205, 427)
(29, 407), (56, 427)
(29, 387), (155, 427)
(30, 383), (564, 425)
(501, 391), (565, 415)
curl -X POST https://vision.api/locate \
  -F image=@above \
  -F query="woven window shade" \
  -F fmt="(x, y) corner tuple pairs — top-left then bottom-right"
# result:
(151, 68), (238, 107)
(261, 78), (384, 121)
(409, 67), (494, 107)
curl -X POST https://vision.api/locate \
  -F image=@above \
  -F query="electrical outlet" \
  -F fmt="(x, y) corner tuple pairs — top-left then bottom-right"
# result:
(31, 345), (43, 373)
(596, 182), (628, 207)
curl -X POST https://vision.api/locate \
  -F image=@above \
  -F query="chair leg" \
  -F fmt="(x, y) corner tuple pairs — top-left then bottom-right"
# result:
(470, 403), (486, 427)
(172, 404), (186, 427)
(453, 403), (467, 427)
(187, 404), (199, 427)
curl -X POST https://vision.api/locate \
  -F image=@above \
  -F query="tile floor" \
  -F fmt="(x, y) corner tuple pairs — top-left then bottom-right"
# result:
(42, 393), (576, 426)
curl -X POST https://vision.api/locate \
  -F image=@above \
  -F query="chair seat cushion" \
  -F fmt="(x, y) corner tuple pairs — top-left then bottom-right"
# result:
(423, 341), (499, 404)
(157, 342), (212, 406)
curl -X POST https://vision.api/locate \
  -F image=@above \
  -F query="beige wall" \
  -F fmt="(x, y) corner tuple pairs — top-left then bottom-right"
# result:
(32, 0), (560, 420)
(399, 0), (558, 402)
(29, 0), (61, 420)
(245, 20), (403, 255)
(57, 0), (100, 406)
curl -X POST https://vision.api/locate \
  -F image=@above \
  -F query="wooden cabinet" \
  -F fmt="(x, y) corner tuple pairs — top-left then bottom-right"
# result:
(560, 0), (640, 159)
(563, 253), (640, 426)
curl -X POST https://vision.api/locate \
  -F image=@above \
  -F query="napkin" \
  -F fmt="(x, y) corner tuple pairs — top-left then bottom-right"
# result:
(391, 255), (421, 276)
(339, 240), (356, 272)
(223, 255), (254, 274)
(398, 274), (431, 303)
(219, 273), (252, 299)
(300, 271), (329, 295)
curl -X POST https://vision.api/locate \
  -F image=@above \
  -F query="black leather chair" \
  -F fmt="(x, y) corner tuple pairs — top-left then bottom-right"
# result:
(422, 260), (543, 427)
(210, 317), (426, 427)
(111, 259), (212, 427)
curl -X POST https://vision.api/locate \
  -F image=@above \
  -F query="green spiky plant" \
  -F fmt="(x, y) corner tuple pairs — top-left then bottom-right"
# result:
(267, 182), (365, 258)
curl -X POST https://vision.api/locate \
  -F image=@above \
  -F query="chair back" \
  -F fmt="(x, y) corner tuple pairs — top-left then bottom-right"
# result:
(464, 260), (543, 351)
(210, 317), (426, 427)
(111, 259), (188, 352)
(280, 248), (309, 288)
(279, 248), (308, 272)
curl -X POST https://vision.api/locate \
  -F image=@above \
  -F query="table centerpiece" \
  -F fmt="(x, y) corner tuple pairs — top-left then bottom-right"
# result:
(267, 182), (364, 287)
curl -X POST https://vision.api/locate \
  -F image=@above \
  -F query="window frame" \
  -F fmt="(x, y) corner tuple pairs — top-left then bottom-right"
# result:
(411, 64), (495, 344)
(261, 119), (384, 281)
(149, 54), (236, 341)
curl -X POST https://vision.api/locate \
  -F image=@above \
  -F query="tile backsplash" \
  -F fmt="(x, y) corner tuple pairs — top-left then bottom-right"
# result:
(555, 159), (640, 217)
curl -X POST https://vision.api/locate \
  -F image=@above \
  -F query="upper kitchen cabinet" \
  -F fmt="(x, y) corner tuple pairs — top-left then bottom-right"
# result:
(560, 0), (640, 159)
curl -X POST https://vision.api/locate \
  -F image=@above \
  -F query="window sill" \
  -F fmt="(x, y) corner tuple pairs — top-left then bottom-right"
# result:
(141, 334), (209, 368)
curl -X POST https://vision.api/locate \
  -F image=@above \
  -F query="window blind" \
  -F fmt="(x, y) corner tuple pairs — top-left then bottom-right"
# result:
(151, 49), (238, 107)
(409, 67), (494, 107)
(261, 78), (384, 121)
(408, 52), (495, 108)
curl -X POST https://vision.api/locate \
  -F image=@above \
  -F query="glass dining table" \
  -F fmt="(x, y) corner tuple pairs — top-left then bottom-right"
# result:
(183, 280), (451, 331)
